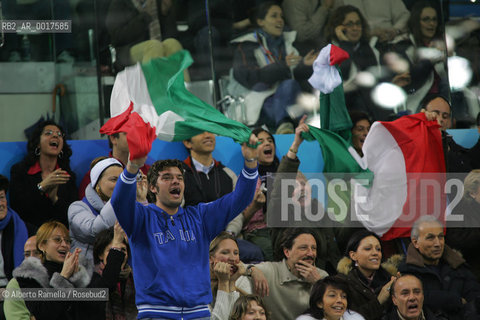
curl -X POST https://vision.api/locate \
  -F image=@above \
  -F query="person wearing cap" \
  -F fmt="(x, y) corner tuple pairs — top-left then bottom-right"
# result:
(68, 156), (125, 268)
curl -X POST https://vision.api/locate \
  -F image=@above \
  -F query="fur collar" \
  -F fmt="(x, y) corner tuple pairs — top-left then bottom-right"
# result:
(405, 243), (465, 269)
(337, 255), (402, 276)
(13, 257), (91, 288)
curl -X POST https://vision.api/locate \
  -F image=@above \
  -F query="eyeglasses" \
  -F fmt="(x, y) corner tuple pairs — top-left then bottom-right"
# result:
(421, 16), (437, 24)
(49, 236), (72, 245)
(42, 130), (65, 138)
(343, 21), (362, 28)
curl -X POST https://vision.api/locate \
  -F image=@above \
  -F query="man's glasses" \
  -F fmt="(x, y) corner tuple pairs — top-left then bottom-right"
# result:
(42, 130), (65, 138)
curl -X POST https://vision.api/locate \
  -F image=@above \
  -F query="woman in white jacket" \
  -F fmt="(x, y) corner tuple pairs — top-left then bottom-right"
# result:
(296, 276), (365, 320)
(68, 157), (132, 268)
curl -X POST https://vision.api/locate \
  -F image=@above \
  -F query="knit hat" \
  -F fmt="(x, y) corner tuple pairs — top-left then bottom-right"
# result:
(90, 158), (123, 188)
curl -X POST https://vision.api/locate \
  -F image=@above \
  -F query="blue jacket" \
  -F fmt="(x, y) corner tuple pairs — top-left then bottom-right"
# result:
(111, 166), (257, 319)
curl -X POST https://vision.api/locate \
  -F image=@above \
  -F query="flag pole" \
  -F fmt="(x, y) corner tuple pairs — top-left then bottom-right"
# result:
(205, 0), (217, 107)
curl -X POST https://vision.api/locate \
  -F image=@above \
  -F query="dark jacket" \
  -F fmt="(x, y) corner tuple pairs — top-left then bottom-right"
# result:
(10, 160), (77, 228)
(82, 249), (137, 320)
(442, 131), (472, 173)
(13, 258), (90, 320)
(382, 307), (442, 320)
(337, 256), (400, 320)
(182, 156), (237, 207)
(398, 243), (480, 320)
(446, 197), (480, 281)
(105, 0), (178, 69)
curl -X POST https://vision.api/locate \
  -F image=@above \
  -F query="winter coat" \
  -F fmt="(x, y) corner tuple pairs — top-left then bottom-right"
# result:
(8, 257), (90, 320)
(398, 243), (480, 320)
(337, 255), (401, 320)
(68, 184), (117, 268)
(228, 30), (312, 125)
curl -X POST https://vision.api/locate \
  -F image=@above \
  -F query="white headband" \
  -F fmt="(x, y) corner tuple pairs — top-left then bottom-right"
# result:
(90, 158), (123, 188)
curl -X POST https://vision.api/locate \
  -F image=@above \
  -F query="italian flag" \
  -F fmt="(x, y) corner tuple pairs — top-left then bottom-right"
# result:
(354, 113), (446, 240)
(309, 43), (352, 141)
(100, 50), (252, 159)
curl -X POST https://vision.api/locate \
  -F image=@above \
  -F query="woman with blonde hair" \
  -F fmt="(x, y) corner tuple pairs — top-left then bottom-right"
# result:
(229, 294), (271, 320)
(5, 221), (90, 319)
(209, 231), (253, 320)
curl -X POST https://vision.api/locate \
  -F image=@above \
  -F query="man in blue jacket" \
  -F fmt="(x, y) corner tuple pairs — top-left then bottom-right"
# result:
(110, 135), (259, 319)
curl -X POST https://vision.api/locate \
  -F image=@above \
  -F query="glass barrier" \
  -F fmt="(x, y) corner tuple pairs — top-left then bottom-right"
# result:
(0, 0), (479, 141)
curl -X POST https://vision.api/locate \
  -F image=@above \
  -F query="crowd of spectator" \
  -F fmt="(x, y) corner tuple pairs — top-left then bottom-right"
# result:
(1, 1), (480, 320)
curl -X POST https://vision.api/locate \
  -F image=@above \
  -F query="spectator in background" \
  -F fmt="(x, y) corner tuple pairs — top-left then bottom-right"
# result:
(78, 132), (150, 199)
(341, 0), (410, 43)
(268, 117), (342, 275)
(209, 232), (254, 320)
(447, 170), (480, 281)
(383, 274), (440, 320)
(227, 128), (279, 261)
(282, 0), (338, 54)
(69, 157), (135, 269)
(182, 132), (238, 206)
(388, 1), (448, 114)
(230, 1), (317, 133)
(296, 276), (365, 320)
(5, 221), (90, 320)
(106, 0), (190, 81)
(421, 94), (473, 173)
(228, 294), (271, 320)
(399, 216), (480, 320)
(337, 230), (397, 320)
(324, 5), (383, 120)
(247, 228), (329, 320)
(23, 236), (42, 260)
(10, 120), (77, 230)
(85, 223), (137, 320)
(349, 111), (372, 157)
(469, 112), (480, 169)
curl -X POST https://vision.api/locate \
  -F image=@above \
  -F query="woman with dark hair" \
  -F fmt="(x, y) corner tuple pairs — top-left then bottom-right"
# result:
(388, 1), (447, 113)
(337, 230), (398, 320)
(227, 128), (280, 261)
(209, 232), (253, 320)
(324, 5), (382, 118)
(297, 276), (365, 320)
(10, 120), (77, 229)
(229, 294), (271, 320)
(68, 156), (124, 268)
(229, 1), (316, 133)
(84, 222), (137, 320)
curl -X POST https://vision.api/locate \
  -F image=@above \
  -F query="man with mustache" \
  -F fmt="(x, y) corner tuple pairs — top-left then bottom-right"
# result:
(247, 228), (328, 320)
(383, 274), (439, 320)
(398, 216), (480, 320)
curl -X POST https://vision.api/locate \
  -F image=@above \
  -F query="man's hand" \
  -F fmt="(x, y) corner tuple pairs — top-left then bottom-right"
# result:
(127, 154), (147, 175)
(241, 134), (259, 169)
(251, 267), (269, 297)
(136, 172), (148, 203)
(421, 108), (442, 127)
(295, 260), (322, 284)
